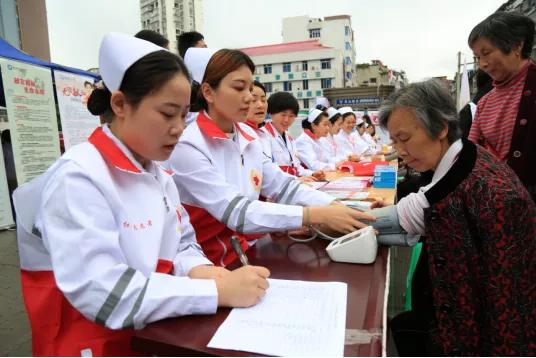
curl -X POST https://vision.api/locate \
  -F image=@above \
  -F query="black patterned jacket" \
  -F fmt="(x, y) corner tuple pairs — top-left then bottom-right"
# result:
(422, 140), (535, 356)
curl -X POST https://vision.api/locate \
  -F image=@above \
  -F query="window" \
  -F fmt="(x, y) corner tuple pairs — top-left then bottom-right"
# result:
(263, 64), (272, 74)
(275, 74), (281, 80)
(302, 61), (308, 71)
(297, 92), (303, 98)
(346, 72), (352, 80)
(345, 26), (350, 36)
(301, 72), (307, 79)
(316, 90), (322, 96)
(370, 77), (377, 84)
(321, 78), (332, 89)
(265, 83), (273, 92)
(283, 63), (291, 72)
(345, 57), (352, 65)
(321, 59), (331, 70)
(302, 79), (309, 90)
(345, 42), (352, 51)
(309, 28), (321, 38)
(303, 99), (310, 109)
(255, 76), (260, 82)
(288, 73), (294, 79)
(306, 90), (312, 97)
(315, 71), (321, 78)
(283, 81), (292, 91)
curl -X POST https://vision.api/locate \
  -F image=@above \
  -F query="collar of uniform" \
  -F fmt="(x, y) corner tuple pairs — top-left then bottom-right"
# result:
(197, 110), (255, 142)
(89, 125), (143, 174)
(263, 122), (276, 137)
(244, 120), (263, 133)
(304, 129), (318, 140)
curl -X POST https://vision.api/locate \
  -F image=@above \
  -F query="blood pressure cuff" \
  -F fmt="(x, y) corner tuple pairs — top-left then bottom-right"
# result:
(362, 206), (420, 247)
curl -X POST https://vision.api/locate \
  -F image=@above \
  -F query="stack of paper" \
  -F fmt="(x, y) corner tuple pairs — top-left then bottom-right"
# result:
(208, 279), (348, 356)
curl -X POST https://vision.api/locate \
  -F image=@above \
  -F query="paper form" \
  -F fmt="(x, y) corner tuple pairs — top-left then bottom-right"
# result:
(207, 278), (347, 356)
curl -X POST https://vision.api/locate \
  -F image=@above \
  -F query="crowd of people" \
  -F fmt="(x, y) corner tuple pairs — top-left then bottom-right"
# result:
(11, 10), (535, 357)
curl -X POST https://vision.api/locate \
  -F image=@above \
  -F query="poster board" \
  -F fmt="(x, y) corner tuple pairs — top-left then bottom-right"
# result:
(0, 139), (14, 229)
(0, 58), (61, 185)
(54, 70), (100, 150)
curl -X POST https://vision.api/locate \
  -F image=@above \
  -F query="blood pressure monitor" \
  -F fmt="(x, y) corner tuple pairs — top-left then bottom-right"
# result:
(325, 226), (378, 264)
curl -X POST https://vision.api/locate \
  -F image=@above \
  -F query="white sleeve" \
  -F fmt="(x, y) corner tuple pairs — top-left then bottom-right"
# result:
(295, 137), (335, 171)
(173, 204), (213, 275)
(261, 160), (334, 207)
(396, 190), (430, 235)
(172, 142), (308, 233)
(37, 163), (217, 330)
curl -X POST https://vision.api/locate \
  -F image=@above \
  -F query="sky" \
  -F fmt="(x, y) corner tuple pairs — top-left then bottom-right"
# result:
(46, 0), (506, 82)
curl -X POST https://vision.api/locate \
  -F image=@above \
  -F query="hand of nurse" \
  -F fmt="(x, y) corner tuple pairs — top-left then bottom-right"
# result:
(309, 205), (375, 233)
(216, 266), (270, 307)
(188, 265), (230, 279)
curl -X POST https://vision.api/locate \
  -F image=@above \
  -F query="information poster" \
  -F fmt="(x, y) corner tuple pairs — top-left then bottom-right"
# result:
(54, 70), (99, 149)
(0, 106), (8, 132)
(0, 59), (61, 185)
(0, 141), (14, 229)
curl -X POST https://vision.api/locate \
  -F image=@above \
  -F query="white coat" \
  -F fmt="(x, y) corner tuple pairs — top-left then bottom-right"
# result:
(318, 134), (348, 163)
(166, 111), (334, 266)
(294, 129), (336, 171)
(13, 125), (216, 356)
(264, 122), (312, 177)
(335, 129), (370, 157)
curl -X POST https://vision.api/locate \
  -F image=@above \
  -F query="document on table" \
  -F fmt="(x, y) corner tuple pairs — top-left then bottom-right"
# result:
(207, 278), (347, 357)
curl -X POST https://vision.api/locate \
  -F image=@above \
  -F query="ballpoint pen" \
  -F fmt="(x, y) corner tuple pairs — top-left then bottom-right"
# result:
(230, 235), (249, 266)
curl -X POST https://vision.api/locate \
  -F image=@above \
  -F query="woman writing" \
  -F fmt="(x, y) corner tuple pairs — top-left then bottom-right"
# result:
(13, 34), (269, 356)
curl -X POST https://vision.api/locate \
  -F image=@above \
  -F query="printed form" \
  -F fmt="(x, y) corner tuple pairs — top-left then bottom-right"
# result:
(208, 278), (347, 356)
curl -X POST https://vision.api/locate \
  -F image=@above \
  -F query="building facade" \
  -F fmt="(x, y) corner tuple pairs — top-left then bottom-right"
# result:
(140, 0), (203, 54)
(355, 60), (407, 89)
(241, 40), (343, 111)
(282, 15), (357, 87)
(0, 0), (50, 61)
(497, 0), (536, 59)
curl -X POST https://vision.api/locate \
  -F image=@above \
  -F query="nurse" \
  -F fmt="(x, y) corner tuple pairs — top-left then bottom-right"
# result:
(335, 107), (369, 157)
(318, 107), (359, 164)
(167, 48), (374, 266)
(267, 91), (325, 180)
(244, 80), (272, 162)
(12, 33), (269, 356)
(295, 108), (338, 171)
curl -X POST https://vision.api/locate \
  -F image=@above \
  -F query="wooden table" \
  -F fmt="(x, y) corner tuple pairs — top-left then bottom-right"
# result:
(132, 237), (390, 357)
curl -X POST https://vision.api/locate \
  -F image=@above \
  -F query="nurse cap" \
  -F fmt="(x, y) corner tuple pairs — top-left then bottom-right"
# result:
(338, 106), (354, 116)
(99, 32), (165, 92)
(326, 107), (339, 120)
(184, 47), (218, 84)
(307, 108), (324, 123)
(315, 96), (330, 108)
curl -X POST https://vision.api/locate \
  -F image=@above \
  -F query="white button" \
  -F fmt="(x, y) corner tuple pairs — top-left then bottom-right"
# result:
(513, 150), (522, 158)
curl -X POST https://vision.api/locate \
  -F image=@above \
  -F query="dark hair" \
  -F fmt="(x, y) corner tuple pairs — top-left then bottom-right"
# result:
(267, 92), (299, 115)
(302, 112), (328, 131)
(362, 114), (372, 125)
(341, 112), (356, 122)
(468, 12), (535, 59)
(84, 81), (93, 88)
(135, 29), (169, 48)
(87, 50), (190, 120)
(315, 104), (327, 111)
(253, 80), (266, 94)
(379, 79), (461, 144)
(196, 49), (255, 111)
(178, 31), (204, 58)
(329, 113), (342, 124)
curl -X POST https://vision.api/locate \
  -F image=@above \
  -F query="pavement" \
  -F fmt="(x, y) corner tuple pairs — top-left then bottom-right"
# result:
(0, 228), (31, 356)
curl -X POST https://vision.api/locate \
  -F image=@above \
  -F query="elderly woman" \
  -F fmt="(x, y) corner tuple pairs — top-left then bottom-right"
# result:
(468, 12), (536, 202)
(373, 80), (535, 356)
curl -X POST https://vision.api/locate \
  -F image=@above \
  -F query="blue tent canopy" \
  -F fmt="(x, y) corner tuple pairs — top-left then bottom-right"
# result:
(0, 38), (98, 78)
(0, 38), (98, 107)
